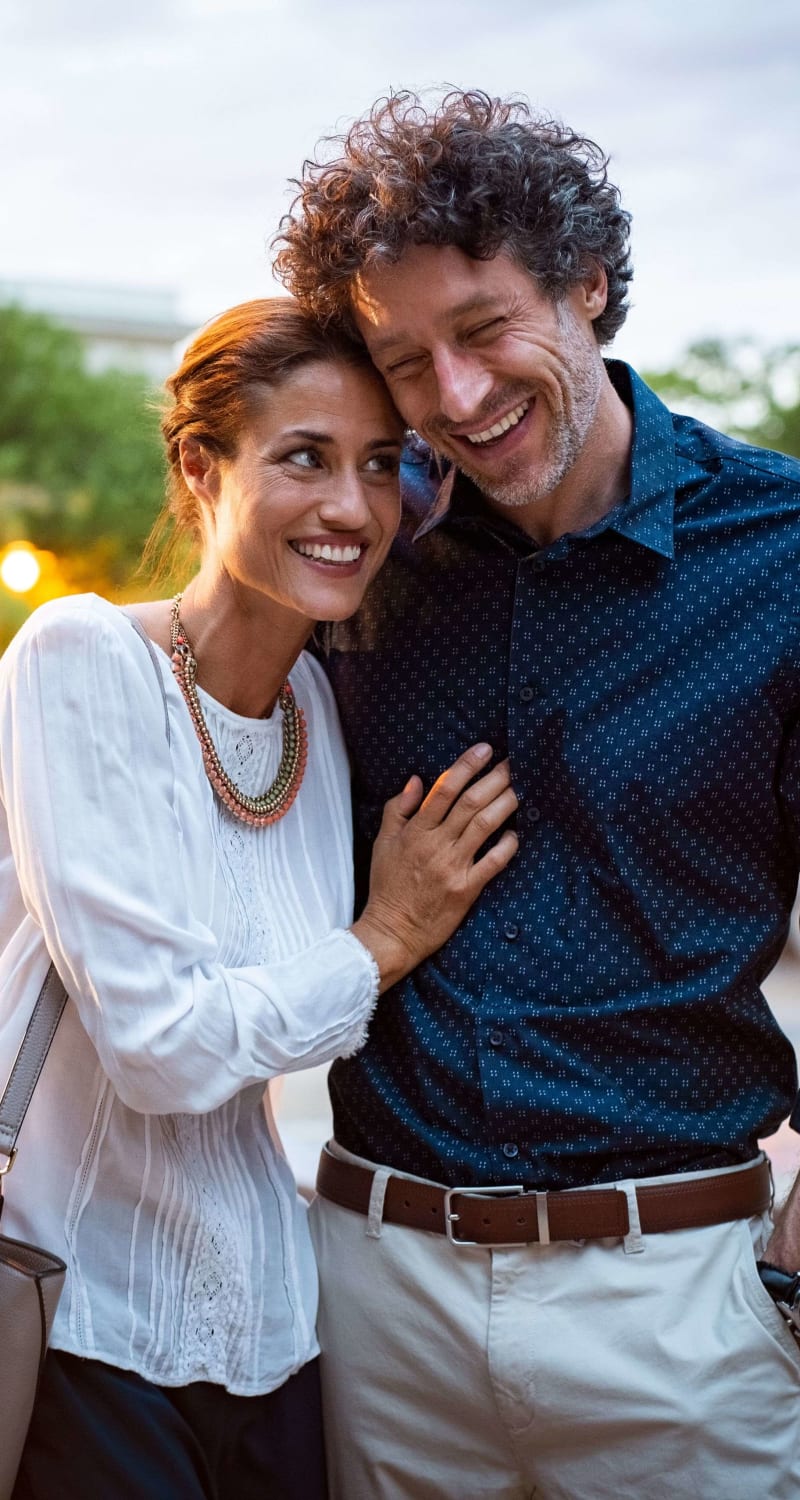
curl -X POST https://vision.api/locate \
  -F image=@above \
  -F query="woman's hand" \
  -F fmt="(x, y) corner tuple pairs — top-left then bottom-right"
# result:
(350, 743), (518, 991)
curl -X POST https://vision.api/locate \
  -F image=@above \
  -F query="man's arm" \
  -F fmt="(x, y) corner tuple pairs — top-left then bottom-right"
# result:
(766, 1172), (800, 1268)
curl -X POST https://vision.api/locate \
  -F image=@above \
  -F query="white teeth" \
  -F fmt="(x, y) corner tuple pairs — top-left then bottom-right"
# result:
(292, 541), (363, 564)
(465, 400), (529, 445)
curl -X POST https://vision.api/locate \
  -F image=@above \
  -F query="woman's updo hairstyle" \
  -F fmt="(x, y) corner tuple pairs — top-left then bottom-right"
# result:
(143, 297), (373, 582)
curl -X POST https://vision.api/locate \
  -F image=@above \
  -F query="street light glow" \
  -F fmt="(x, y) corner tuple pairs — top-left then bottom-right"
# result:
(1, 546), (42, 594)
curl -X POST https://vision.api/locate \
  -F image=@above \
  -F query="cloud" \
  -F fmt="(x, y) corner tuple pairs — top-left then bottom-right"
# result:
(0, 0), (797, 366)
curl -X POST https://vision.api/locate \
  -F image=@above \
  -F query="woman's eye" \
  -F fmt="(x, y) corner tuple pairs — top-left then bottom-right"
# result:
(284, 448), (320, 468)
(364, 454), (400, 474)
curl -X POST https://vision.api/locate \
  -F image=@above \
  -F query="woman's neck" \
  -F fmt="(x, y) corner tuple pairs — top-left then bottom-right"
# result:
(131, 577), (313, 719)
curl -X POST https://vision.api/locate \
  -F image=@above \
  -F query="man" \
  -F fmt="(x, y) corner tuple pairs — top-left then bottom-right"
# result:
(275, 90), (800, 1498)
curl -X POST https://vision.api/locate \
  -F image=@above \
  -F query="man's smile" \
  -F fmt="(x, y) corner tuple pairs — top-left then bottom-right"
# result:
(463, 399), (530, 446)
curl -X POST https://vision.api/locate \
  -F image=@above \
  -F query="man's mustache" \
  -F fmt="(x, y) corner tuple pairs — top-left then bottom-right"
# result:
(425, 386), (533, 443)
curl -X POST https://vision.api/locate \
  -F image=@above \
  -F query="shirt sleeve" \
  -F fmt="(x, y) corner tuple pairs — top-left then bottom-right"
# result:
(0, 600), (378, 1116)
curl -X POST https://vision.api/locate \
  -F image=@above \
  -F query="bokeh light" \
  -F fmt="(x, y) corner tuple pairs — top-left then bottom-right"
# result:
(1, 545), (42, 594)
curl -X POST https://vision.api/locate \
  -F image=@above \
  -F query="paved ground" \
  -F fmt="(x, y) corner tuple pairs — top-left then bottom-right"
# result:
(273, 954), (800, 1203)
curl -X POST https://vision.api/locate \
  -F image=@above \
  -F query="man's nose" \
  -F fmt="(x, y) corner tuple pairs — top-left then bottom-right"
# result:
(432, 348), (494, 425)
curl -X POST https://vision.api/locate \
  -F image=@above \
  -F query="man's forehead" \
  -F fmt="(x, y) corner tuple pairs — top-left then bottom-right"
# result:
(353, 248), (518, 351)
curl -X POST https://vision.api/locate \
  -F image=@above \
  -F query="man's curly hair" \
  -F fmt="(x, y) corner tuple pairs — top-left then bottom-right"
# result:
(274, 90), (633, 346)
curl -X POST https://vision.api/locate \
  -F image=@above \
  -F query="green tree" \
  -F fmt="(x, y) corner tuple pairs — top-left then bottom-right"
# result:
(643, 340), (800, 458)
(0, 304), (165, 589)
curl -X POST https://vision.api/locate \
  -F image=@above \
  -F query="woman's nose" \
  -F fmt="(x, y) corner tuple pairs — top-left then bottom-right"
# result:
(318, 474), (373, 527)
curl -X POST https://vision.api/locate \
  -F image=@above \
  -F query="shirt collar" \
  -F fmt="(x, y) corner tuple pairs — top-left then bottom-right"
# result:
(413, 360), (677, 560)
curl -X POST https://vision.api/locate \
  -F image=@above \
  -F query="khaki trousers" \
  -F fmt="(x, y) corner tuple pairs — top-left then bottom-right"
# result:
(309, 1148), (800, 1500)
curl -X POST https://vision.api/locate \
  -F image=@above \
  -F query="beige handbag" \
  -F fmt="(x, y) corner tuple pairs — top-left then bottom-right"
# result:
(0, 965), (68, 1499)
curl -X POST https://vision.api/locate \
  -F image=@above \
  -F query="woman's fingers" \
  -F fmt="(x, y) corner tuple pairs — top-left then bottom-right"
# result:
(359, 754), (520, 990)
(467, 829), (519, 897)
(441, 758), (514, 840)
(381, 774), (424, 832)
(413, 743), (493, 829)
(456, 783), (519, 859)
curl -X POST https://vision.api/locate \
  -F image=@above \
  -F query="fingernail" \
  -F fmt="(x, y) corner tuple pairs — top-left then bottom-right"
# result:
(474, 743), (492, 760)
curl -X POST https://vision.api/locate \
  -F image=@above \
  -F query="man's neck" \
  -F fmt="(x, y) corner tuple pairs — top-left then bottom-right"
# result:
(485, 370), (634, 547)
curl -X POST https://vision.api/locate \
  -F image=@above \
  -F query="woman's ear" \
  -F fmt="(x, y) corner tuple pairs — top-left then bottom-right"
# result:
(179, 436), (220, 505)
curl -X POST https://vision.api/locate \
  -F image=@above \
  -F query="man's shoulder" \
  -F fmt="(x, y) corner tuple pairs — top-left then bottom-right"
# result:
(672, 409), (800, 491)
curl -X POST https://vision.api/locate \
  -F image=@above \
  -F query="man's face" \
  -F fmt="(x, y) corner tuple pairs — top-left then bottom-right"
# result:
(353, 244), (606, 511)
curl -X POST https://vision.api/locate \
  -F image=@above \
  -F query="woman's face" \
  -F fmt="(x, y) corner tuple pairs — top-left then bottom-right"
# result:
(199, 358), (404, 626)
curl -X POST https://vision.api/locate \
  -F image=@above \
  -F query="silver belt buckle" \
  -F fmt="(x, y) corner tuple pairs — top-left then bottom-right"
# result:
(443, 1183), (525, 1248)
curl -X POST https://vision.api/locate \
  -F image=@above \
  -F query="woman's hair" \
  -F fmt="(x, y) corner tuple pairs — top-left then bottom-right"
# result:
(274, 90), (632, 346)
(142, 297), (372, 582)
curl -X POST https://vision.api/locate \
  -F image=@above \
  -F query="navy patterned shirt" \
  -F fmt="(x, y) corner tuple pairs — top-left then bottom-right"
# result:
(321, 361), (800, 1189)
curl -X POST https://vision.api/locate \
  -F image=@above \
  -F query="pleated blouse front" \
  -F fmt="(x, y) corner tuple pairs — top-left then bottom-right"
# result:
(0, 594), (378, 1394)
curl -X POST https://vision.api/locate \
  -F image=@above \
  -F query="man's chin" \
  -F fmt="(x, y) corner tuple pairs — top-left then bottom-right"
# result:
(458, 456), (557, 510)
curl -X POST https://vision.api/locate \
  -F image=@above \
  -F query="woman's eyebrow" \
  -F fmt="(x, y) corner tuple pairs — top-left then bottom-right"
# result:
(281, 427), (332, 444)
(275, 430), (402, 449)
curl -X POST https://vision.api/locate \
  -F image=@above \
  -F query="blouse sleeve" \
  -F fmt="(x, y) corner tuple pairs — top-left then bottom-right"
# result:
(0, 600), (378, 1115)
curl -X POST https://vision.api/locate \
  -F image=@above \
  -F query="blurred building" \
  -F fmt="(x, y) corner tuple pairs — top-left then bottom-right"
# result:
(0, 278), (194, 383)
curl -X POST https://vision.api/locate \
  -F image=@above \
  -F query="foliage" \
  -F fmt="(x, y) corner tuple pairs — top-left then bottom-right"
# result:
(643, 340), (800, 458)
(0, 304), (166, 593)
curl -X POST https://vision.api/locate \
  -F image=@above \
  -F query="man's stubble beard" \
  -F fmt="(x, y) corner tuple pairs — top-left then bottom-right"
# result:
(444, 314), (604, 511)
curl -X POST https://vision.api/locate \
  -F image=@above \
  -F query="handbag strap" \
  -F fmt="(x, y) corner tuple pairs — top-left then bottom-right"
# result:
(0, 609), (172, 1172)
(0, 966), (68, 1166)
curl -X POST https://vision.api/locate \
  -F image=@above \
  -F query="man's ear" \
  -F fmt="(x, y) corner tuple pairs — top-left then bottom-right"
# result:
(179, 436), (220, 505)
(578, 261), (608, 323)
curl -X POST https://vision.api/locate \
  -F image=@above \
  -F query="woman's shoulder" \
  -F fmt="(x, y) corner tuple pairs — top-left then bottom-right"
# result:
(4, 592), (134, 658)
(0, 595), (168, 724)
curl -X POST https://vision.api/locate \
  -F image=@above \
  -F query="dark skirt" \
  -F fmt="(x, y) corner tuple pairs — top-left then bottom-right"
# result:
(13, 1348), (328, 1500)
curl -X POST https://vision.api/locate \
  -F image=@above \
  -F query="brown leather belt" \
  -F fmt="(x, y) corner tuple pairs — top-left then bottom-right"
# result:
(316, 1148), (772, 1248)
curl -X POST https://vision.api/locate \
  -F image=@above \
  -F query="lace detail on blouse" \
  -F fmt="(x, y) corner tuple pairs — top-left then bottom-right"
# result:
(199, 691), (283, 967)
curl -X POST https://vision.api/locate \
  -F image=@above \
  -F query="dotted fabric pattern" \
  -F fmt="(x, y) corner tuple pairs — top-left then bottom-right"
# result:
(321, 362), (800, 1190)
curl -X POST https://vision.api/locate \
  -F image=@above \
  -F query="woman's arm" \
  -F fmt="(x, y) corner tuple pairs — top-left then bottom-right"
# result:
(0, 600), (378, 1115)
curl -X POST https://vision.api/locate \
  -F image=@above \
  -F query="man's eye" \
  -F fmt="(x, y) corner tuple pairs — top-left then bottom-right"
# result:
(386, 355), (425, 379)
(468, 318), (504, 340)
(284, 449), (319, 468)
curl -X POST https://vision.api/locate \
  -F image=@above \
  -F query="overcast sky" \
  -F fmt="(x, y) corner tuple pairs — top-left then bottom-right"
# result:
(2, 0), (798, 370)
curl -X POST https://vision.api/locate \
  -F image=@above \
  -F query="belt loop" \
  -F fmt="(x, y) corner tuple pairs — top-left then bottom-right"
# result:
(366, 1167), (392, 1239)
(535, 1192), (551, 1247)
(616, 1180), (644, 1255)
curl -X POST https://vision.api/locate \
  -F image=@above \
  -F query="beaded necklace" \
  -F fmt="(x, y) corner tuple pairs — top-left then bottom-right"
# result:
(169, 595), (308, 827)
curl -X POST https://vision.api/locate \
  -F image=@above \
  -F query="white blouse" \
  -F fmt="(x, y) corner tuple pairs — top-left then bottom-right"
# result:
(0, 594), (378, 1395)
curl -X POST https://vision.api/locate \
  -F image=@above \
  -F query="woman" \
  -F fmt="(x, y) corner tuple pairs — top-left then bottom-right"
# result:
(0, 299), (518, 1499)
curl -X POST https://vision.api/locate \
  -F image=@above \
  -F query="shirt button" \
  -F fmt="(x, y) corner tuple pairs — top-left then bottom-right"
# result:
(519, 685), (535, 703)
(524, 805), (542, 824)
(502, 1142), (520, 1159)
(503, 921), (520, 941)
(531, 557), (545, 574)
(489, 1030), (504, 1047)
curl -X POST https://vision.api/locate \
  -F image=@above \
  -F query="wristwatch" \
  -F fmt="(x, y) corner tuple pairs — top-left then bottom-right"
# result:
(756, 1259), (800, 1335)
